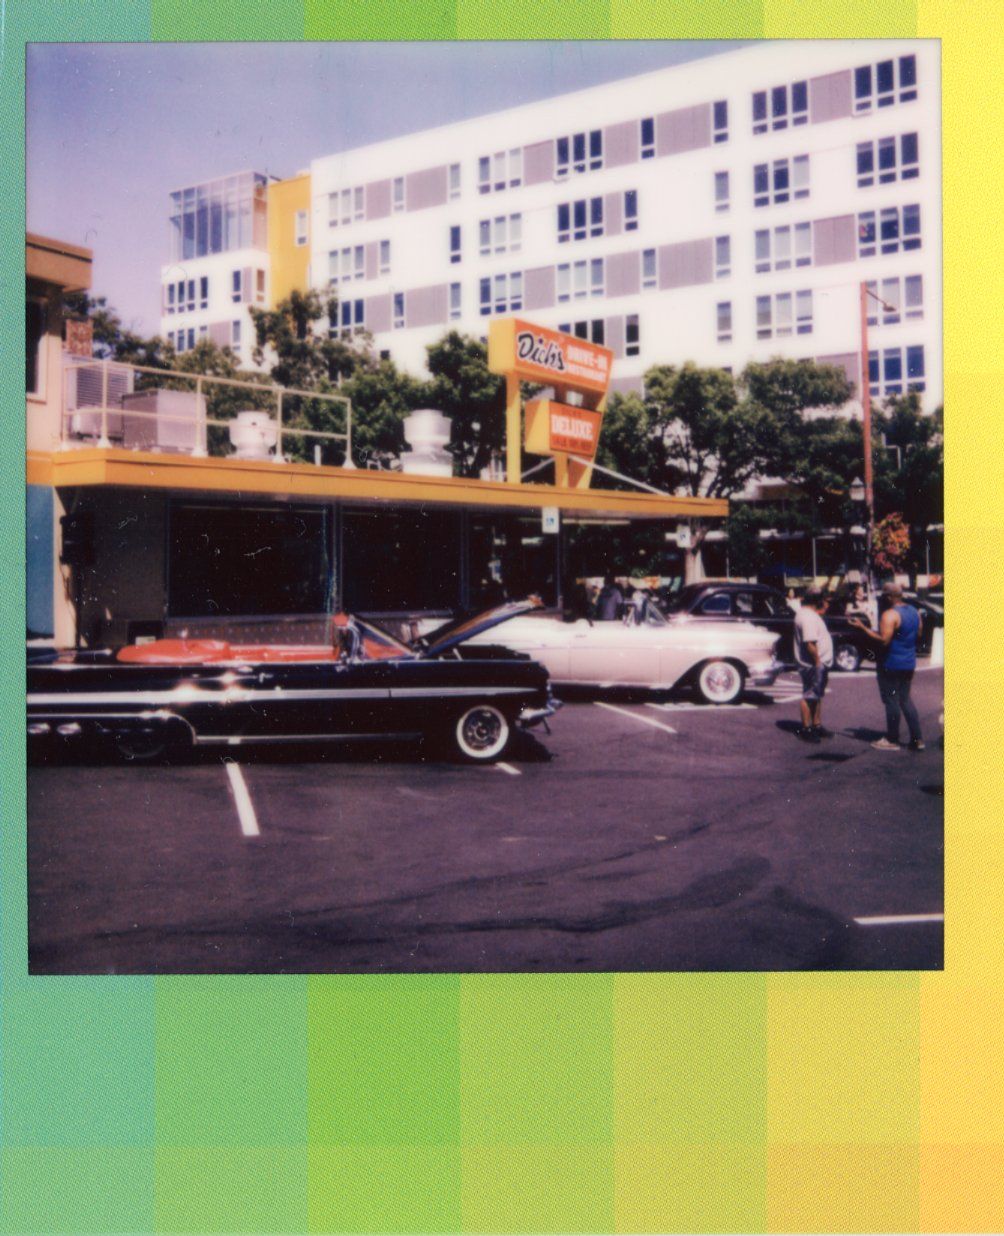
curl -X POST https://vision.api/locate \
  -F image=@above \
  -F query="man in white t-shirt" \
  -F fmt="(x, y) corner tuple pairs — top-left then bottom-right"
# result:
(793, 591), (834, 743)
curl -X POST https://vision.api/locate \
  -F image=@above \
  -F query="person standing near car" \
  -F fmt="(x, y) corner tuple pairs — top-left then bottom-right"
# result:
(596, 573), (625, 622)
(794, 591), (833, 742)
(849, 582), (924, 751)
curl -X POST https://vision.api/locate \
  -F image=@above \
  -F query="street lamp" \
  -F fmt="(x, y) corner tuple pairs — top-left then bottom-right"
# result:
(858, 282), (897, 586)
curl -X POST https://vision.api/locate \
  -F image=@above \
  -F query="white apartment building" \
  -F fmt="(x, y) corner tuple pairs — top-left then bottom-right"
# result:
(159, 171), (273, 369)
(306, 40), (941, 410)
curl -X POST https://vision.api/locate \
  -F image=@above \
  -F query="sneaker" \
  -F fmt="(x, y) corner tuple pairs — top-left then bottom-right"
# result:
(871, 737), (902, 751)
(796, 727), (821, 743)
(908, 739), (926, 751)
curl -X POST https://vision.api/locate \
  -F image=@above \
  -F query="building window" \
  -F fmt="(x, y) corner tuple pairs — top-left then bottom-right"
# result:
(865, 275), (924, 325)
(855, 54), (918, 113)
(624, 190), (638, 231)
(716, 301), (732, 344)
(479, 272), (523, 316)
(796, 289), (813, 334)
(858, 204), (922, 258)
(449, 163), (461, 200)
(379, 239), (391, 275)
(869, 344), (925, 398)
(856, 132), (920, 188)
(294, 209), (308, 246)
(256, 270), (266, 302)
(328, 192), (338, 226)
(333, 298), (365, 339)
(187, 328), (195, 350)
(166, 283), (175, 314)
(450, 225), (462, 264)
(626, 314), (640, 357)
(231, 270), (243, 303)
(565, 319), (605, 345)
(186, 279), (196, 311)
(393, 177), (405, 212)
(479, 213), (522, 256)
(555, 129), (602, 177)
(557, 197), (603, 243)
(199, 276), (209, 309)
(713, 99), (728, 143)
(754, 156), (808, 207)
(449, 282), (461, 321)
(167, 330), (175, 349)
(557, 260), (601, 302)
(715, 171), (730, 213)
(715, 235), (731, 279)
(353, 186), (364, 220)
(198, 324), (208, 340)
(754, 222), (812, 272)
(642, 248), (657, 289)
(752, 80), (808, 134)
(640, 116), (655, 159)
(479, 149), (521, 193)
(756, 290), (812, 339)
(393, 292), (404, 329)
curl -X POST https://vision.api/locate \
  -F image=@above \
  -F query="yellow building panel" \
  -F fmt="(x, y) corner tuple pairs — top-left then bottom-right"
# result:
(267, 174), (311, 306)
(32, 448), (727, 521)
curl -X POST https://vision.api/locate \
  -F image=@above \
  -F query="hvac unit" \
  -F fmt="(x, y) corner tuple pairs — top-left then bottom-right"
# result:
(64, 361), (134, 440)
(120, 389), (205, 452)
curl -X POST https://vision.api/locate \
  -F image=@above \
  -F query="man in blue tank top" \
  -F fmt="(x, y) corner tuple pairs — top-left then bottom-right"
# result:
(849, 582), (925, 751)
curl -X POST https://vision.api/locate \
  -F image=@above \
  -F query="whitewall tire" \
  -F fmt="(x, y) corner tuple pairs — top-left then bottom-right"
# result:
(453, 704), (511, 762)
(696, 660), (744, 705)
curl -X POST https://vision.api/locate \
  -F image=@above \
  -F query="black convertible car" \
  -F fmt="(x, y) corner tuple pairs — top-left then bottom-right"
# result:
(26, 600), (558, 764)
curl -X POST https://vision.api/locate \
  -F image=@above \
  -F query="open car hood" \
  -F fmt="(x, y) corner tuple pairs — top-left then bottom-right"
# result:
(419, 598), (544, 658)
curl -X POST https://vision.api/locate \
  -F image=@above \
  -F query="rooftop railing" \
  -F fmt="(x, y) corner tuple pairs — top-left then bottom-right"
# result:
(61, 359), (354, 467)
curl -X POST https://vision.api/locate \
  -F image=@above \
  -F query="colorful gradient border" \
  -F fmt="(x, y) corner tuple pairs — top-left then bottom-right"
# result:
(2, 2), (999, 1232)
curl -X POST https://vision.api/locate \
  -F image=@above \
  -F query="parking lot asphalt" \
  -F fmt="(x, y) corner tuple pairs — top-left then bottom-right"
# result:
(27, 665), (944, 974)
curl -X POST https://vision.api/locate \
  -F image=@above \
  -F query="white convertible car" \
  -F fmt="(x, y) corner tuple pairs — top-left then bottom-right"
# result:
(428, 606), (783, 704)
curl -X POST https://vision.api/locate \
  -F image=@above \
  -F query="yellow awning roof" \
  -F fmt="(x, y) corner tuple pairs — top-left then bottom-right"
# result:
(27, 448), (727, 520)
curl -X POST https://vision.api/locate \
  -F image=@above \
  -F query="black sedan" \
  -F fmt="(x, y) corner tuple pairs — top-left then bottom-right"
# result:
(26, 601), (558, 764)
(660, 582), (874, 672)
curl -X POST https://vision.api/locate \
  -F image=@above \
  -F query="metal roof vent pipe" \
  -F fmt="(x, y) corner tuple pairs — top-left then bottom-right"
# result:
(399, 409), (454, 477)
(229, 410), (279, 460)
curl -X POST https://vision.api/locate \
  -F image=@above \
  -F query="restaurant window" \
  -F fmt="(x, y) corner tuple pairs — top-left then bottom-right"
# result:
(168, 503), (330, 618)
(27, 297), (46, 396)
(469, 514), (559, 610)
(343, 509), (462, 613)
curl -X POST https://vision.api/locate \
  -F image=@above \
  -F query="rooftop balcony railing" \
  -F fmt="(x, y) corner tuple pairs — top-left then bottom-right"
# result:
(61, 359), (353, 467)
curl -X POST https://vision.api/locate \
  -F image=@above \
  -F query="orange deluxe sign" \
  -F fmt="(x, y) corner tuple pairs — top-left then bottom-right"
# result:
(524, 400), (603, 459)
(488, 319), (612, 395)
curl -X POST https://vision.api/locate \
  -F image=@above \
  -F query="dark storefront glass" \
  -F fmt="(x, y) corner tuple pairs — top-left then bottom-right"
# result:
(168, 503), (330, 617)
(468, 514), (558, 610)
(342, 508), (462, 614)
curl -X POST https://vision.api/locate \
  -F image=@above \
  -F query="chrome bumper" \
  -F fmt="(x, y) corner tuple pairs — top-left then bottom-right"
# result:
(518, 690), (562, 728)
(749, 659), (786, 688)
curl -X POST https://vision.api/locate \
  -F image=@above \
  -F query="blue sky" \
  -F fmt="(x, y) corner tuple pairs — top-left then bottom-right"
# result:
(27, 41), (744, 336)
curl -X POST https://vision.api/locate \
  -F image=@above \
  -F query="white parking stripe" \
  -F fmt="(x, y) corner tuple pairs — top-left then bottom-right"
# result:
(647, 701), (756, 713)
(224, 761), (260, 837)
(854, 913), (944, 926)
(495, 761), (521, 776)
(595, 701), (677, 734)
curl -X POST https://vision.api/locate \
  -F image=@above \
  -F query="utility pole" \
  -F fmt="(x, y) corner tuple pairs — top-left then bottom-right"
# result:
(859, 282), (876, 586)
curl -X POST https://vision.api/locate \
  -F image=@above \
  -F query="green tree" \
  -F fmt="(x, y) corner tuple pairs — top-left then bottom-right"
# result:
(873, 393), (943, 570)
(249, 289), (373, 390)
(62, 291), (174, 368)
(342, 360), (433, 469)
(424, 332), (508, 478)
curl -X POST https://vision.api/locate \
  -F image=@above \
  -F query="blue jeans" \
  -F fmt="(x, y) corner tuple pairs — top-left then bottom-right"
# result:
(877, 668), (922, 743)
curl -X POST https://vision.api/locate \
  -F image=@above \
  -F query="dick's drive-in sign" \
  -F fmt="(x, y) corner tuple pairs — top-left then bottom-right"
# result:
(488, 319), (613, 395)
(524, 400), (603, 459)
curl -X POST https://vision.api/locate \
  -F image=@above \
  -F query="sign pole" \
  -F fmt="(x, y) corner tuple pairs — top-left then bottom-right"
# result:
(506, 374), (521, 485)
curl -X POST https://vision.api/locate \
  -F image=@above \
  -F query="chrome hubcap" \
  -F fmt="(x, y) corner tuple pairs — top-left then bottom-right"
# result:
(703, 664), (738, 700)
(461, 709), (503, 752)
